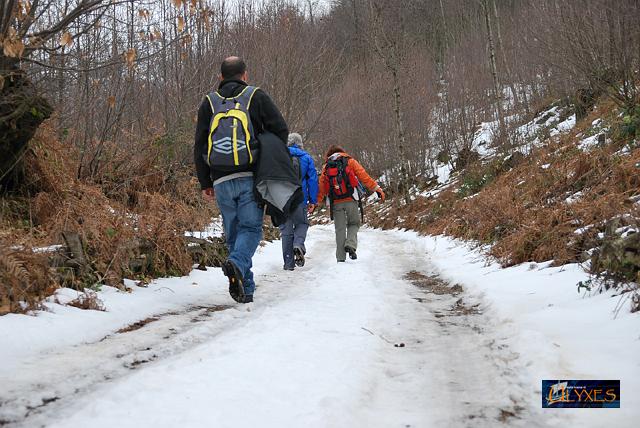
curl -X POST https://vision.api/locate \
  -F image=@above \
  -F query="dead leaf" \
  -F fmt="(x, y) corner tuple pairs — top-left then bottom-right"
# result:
(60, 31), (73, 47)
(138, 9), (150, 20)
(124, 48), (136, 68)
(107, 96), (116, 109)
(153, 29), (162, 40)
(172, 0), (184, 8)
(177, 16), (185, 32)
(28, 35), (44, 48)
(3, 39), (25, 58)
(0, 75), (5, 91)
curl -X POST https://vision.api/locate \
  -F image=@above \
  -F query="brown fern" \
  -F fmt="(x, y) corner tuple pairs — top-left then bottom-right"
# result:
(0, 250), (31, 284)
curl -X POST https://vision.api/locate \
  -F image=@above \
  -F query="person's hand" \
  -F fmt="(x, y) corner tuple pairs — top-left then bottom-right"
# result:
(307, 204), (316, 214)
(202, 188), (215, 202)
(375, 188), (386, 202)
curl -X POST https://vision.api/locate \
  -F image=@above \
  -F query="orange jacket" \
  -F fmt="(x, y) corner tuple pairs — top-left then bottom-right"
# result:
(317, 152), (380, 205)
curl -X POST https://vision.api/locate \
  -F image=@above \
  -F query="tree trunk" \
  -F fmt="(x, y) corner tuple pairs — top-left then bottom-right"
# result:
(491, 0), (519, 108)
(390, 65), (411, 205)
(481, 0), (505, 133)
(0, 58), (53, 191)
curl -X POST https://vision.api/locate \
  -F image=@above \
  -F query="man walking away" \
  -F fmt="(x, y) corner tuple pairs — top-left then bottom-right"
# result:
(280, 133), (318, 270)
(315, 145), (385, 262)
(194, 56), (288, 303)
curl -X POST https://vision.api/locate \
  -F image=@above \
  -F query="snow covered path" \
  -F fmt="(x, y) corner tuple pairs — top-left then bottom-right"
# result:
(1, 226), (637, 427)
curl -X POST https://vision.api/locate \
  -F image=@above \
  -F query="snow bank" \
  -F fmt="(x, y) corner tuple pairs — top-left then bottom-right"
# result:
(0, 269), (226, 377)
(390, 229), (639, 427)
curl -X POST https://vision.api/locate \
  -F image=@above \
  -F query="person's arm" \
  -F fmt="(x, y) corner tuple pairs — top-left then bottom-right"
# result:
(348, 158), (378, 191)
(194, 98), (213, 191)
(349, 158), (385, 201)
(306, 154), (319, 205)
(255, 89), (289, 143)
(316, 166), (328, 205)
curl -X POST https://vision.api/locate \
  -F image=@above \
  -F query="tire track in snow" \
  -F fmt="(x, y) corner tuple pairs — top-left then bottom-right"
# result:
(2, 227), (549, 427)
(0, 304), (238, 427)
(347, 229), (549, 428)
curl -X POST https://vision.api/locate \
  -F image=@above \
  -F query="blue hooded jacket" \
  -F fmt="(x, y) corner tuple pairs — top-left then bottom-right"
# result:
(288, 145), (318, 205)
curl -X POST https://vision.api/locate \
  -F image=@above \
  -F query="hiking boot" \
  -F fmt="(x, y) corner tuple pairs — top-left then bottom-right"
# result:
(221, 260), (245, 303)
(345, 246), (357, 260)
(293, 246), (305, 267)
(283, 265), (295, 271)
(242, 295), (254, 304)
(337, 259), (346, 263)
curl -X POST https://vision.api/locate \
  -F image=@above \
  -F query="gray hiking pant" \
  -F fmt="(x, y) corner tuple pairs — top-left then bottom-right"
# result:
(333, 200), (361, 261)
(279, 203), (309, 269)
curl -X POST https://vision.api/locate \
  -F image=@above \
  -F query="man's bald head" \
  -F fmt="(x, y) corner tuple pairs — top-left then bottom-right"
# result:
(220, 56), (247, 80)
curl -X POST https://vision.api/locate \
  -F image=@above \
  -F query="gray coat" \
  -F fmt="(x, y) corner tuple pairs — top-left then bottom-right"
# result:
(255, 132), (303, 226)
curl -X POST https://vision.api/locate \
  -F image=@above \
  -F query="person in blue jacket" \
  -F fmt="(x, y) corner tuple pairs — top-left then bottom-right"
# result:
(280, 133), (318, 270)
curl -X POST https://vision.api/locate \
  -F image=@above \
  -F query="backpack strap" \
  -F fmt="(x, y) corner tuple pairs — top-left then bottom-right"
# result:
(211, 85), (259, 104)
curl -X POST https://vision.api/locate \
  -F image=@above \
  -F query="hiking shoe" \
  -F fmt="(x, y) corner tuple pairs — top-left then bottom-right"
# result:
(293, 247), (305, 267)
(345, 246), (357, 260)
(337, 259), (346, 263)
(242, 295), (254, 304)
(283, 265), (295, 271)
(221, 260), (245, 303)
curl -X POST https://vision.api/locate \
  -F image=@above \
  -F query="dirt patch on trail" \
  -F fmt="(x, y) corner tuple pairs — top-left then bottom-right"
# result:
(117, 317), (161, 333)
(449, 298), (482, 316)
(116, 304), (232, 333)
(189, 305), (233, 323)
(404, 271), (463, 295)
(406, 271), (481, 318)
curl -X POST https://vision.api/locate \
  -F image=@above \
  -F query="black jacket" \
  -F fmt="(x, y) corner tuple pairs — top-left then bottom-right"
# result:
(194, 79), (289, 188)
(255, 132), (303, 226)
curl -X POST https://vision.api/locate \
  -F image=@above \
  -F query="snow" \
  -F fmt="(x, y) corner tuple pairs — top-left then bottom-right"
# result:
(185, 217), (224, 238)
(0, 272), (220, 378)
(578, 134), (601, 151)
(435, 162), (451, 183)
(407, 231), (639, 428)
(514, 106), (577, 152)
(1, 227), (638, 427)
(8, 244), (63, 253)
(550, 114), (576, 136)
(565, 190), (583, 204)
(466, 105), (577, 160)
(616, 226), (638, 238)
(33, 245), (64, 254)
(472, 120), (498, 157)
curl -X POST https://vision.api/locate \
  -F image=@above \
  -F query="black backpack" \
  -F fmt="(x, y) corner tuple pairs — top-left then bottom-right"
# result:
(292, 156), (302, 183)
(326, 156), (357, 201)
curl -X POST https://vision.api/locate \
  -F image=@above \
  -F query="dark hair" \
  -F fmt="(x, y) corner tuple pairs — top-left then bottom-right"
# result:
(325, 144), (345, 159)
(220, 57), (247, 80)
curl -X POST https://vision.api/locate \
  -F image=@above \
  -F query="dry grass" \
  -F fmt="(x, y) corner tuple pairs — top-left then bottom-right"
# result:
(67, 290), (105, 311)
(0, 122), (217, 314)
(369, 100), (640, 269)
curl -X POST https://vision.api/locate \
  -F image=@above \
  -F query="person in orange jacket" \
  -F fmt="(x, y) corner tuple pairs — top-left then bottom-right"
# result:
(313, 144), (385, 262)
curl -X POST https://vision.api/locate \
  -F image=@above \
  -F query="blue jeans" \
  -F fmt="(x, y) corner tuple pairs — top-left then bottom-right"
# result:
(214, 176), (263, 295)
(278, 203), (309, 269)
